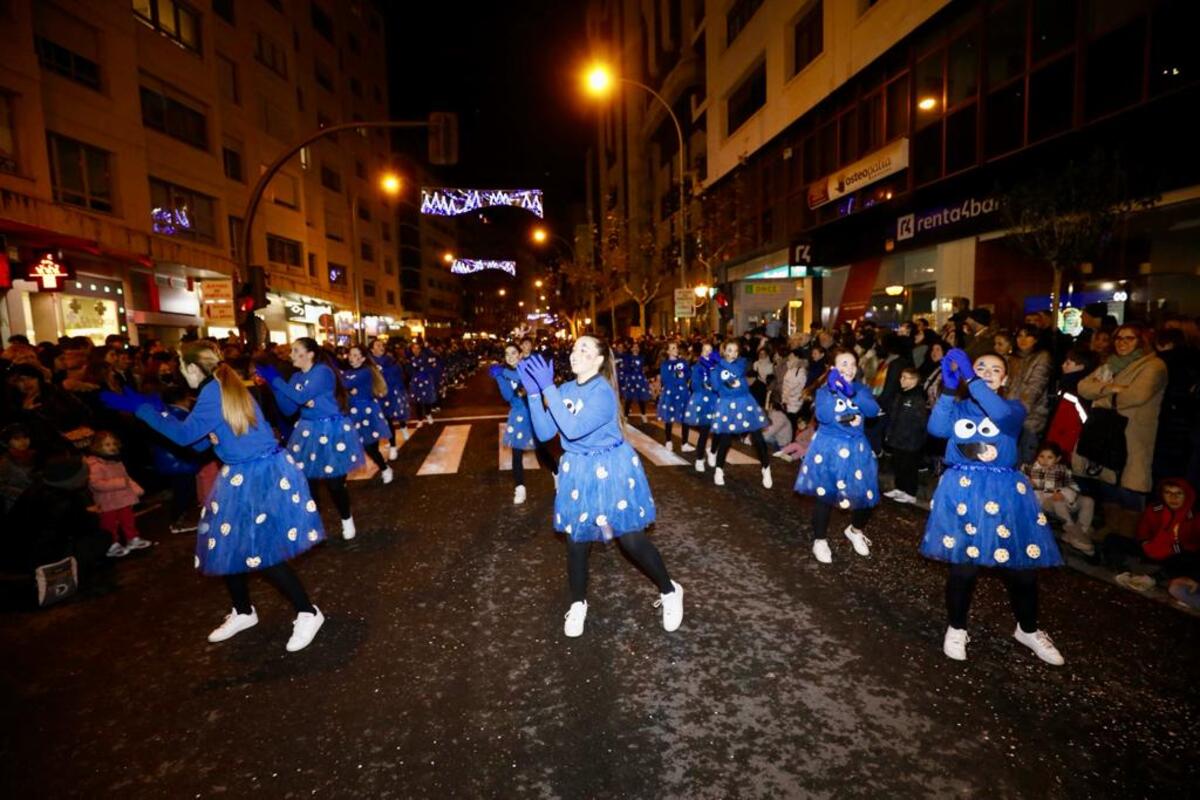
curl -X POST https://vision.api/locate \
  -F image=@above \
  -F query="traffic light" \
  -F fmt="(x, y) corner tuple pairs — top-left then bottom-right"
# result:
(428, 112), (459, 166)
(247, 264), (268, 310)
(236, 266), (269, 349)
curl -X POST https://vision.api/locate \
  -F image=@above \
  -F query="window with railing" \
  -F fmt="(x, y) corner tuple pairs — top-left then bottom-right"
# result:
(47, 132), (113, 213)
(149, 177), (216, 242)
(132, 0), (200, 53)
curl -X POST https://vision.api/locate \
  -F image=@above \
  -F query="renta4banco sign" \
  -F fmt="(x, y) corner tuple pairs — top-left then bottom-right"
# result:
(895, 196), (1000, 242)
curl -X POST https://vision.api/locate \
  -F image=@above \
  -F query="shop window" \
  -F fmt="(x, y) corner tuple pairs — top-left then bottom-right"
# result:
(946, 29), (979, 108)
(254, 30), (288, 79)
(1029, 55), (1074, 141)
(360, 239), (375, 262)
(858, 92), (883, 156)
(914, 52), (943, 130)
(817, 120), (836, 176)
(984, 81), (1024, 158)
(213, 0), (233, 25)
(1, 94), (17, 175)
(311, 2), (335, 43)
(140, 77), (208, 150)
(132, 0), (201, 53)
(362, 279), (376, 299)
(987, 1), (1026, 85)
(328, 262), (348, 286)
(320, 164), (342, 193)
(221, 138), (243, 182)
(217, 55), (239, 105)
(912, 121), (942, 185)
(1150, 1), (1199, 96)
(1031, 0), (1076, 64)
(944, 104), (976, 174)
(726, 0), (763, 46)
(149, 177), (215, 243)
(1084, 19), (1146, 120)
(885, 75), (909, 141)
(266, 234), (302, 268)
(47, 132), (113, 213)
(726, 59), (766, 135)
(34, 5), (102, 90)
(791, 0), (823, 76)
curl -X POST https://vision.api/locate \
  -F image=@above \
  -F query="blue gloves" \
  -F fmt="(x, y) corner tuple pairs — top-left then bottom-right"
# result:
(941, 348), (974, 391)
(255, 363), (282, 385)
(828, 370), (855, 398)
(518, 354), (554, 394)
(100, 386), (164, 415)
(488, 364), (504, 379)
(699, 352), (719, 371)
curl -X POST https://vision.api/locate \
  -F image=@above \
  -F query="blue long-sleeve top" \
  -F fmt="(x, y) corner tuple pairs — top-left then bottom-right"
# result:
(269, 363), (342, 419)
(690, 362), (715, 394)
(659, 358), (689, 393)
(812, 382), (880, 439)
(410, 350), (439, 380)
(928, 379), (1025, 468)
(528, 375), (622, 454)
(341, 365), (379, 401)
(136, 379), (278, 464)
(713, 357), (753, 399)
(375, 353), (407, 391)
(493, 367), (526, 409)
(620, 353), (646, 377)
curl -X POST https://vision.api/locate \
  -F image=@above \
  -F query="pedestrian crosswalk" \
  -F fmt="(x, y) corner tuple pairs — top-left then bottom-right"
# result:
(647, 420), (759, 465)
(376, 416), (768, 478)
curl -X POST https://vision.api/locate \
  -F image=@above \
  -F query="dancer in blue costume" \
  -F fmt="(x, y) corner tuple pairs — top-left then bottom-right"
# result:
(519, 336), (683, 638)
(490, 343), (559, 505)
(408, 341), (439, 425)
(657, 341), (691, 451)
(711, 340), (772, 488)
(620, 341), (653, 421)
(102, 341), (325, 652)
(344, 344), (394, 485)
(256, 338), (364, 541)
(683, 341), (719, 473)
(794, 350), (879, 563)
(919, 349), (1065, 665)
(370, 338), (410, 452)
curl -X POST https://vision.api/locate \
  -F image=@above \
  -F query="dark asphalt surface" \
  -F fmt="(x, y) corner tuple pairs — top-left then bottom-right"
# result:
(1, 368), (1197, 799)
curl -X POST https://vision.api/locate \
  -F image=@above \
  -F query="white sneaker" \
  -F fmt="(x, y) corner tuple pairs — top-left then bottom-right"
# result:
(694, 458), (705, 473)
(664, 441), (674, 452)
(761, 466), (773, 489)
(106, 542), (129, 558)
(706, 449), (717, 468)
(513, 485), (527, 505)
(425, 414), (434, 424)
(380, 467), (394, 485)
(641, 413), (648, 423)
(713, 467), (725, 486)
(812, 539), (832, 564)
(844, 525), (871, 556)
(208, 607), (258, 643)
(286, 607), (325, 652)
(943, 626), (969, 661)
(387, 445), (399, 461)
(681, 443), (696, 453)
(400, 427), (411, 441)
(654, 580), (684, 632)
(883, 489), (904, 500)
(563, 600), (587, 637)
(341, 517), (356, 540)
(126, 536), (153, 550)
(893, 491), (918, 505)
(1013, 626), (1065, 665)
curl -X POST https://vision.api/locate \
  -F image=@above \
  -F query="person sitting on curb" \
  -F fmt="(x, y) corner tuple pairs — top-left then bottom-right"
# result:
(1101, 478), (1200, 589)
(1023, 443), (1096, 555)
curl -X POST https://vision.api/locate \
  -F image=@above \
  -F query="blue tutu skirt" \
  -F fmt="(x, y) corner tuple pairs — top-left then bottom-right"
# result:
(380, 386), (410, 422)
(658, 386), (688, 422)
(919, 464), (1063, 569)
(287, 415), (365, 478)
(794, 431), (879, 509)
(623, 373), (652, 402)
(410, 375), (437, 405)
(684, 390), (716, 427)
(503, 406), (535, 450)
(712, 395), (767, 434)
(348, 389), (391, 445)
(195, 451), (325, 576)
(554, 442), (656, 542)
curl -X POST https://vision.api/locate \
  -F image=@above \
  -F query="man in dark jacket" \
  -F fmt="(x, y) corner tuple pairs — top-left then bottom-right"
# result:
(884, 367), (928, 504)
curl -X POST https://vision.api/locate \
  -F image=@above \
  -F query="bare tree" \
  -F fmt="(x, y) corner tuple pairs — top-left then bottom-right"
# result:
(622, 274), (665, 334)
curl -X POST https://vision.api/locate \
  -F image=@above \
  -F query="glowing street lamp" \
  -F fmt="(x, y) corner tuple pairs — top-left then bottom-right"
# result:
(917, 96), (938, 111)
(441, 251), (455, 265)
(584, 64), (614, 97)
(518, 301), (525, 307)
(531, 227), (548, 244)
(498, 288), (507, 297)
(379, 172), (402, 195)
(534, 279), (544, 288)
(693, 284), (710, 299)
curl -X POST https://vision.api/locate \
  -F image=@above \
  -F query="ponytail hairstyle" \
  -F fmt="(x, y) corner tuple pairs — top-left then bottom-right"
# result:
(349, 344), (388, 398)
(181, 340), (258, 436)
(295, 337), (350, 412)
(580, 334), (626, 433)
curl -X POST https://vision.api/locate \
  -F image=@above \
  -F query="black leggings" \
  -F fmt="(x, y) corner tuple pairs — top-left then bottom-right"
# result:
(891, 449), (922, 496)
(624, 399), (647, 417)
(945, 563), (1038, 633)
(663, 421), (691, 445)
(416, 402), (434, 419)
(567, 531), (672, 603)
(695, 426), (712, 455)
(307, 476), (352, 520)
(512, 442), (559, 486)
(715, 431), (770, 469)
(225, 562), (315, 615)
(365, 441), (387, 470)
(812, 501), (871, 541)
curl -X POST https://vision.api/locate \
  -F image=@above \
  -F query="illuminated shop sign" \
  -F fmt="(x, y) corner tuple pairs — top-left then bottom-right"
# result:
(420, 187), (544, 218)
(895, 195), (1000, 242)
(808, 139), (909, 209)
(26, 252), (71, 290)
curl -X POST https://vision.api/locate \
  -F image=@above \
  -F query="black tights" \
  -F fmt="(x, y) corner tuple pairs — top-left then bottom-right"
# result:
(512, 442), (559, 486)
(663, 422), (691, 445)
(624, 399), (647, 417)
(567, 531), (673, 603)
(715, 431), (770, 469)
(307, 476), (352, 520)
(812, 501), (871, 541)
(365, 441), (387, 470)
(945, 563), (1039, 633)
(225, 562), (315, 615)
(695, 426), (712, 455)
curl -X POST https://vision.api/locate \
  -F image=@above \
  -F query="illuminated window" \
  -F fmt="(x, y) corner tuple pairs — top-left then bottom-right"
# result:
(132, 0), (200, 53)
(149, 177), (215, 242)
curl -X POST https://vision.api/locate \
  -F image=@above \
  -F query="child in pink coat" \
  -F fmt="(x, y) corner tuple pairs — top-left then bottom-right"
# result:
(86, 431), (152, 557)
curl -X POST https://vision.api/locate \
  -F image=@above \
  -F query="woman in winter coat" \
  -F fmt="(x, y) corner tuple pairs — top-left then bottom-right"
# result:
(1007, 326), (1054, 464)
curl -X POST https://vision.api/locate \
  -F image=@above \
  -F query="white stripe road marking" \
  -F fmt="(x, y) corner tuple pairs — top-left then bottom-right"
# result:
(416, 414), (507, 424)
(623, 424), (689, 467)
(648, 420), (758, 464)
(417, 424), (471, 475)
(497, 423), (538, 471)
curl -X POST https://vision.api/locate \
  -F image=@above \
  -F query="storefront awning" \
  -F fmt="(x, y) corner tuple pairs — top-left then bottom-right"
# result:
(0, 217), (153, 269)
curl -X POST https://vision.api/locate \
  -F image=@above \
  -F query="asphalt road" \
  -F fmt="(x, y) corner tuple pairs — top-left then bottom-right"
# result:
(1, 368), (1197, 799)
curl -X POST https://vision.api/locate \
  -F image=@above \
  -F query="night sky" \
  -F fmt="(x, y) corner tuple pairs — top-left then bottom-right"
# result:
(386, 1), (595, 234)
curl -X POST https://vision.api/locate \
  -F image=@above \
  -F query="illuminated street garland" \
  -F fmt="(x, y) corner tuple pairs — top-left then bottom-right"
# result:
(420, 187), (544, 218)
(451, 258), (516, 276)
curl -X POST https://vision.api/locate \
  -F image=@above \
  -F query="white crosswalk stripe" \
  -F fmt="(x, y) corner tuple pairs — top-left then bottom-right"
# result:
(622, 424), (689, 467)
(648, 420), (758, 464)
(498, 423), (538, 471)
(416, 424), (471, 475)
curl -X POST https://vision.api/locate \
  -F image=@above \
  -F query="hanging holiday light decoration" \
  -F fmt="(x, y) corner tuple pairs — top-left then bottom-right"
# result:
(450, 258), (516, 276)
(420, 187), (543, 218)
